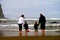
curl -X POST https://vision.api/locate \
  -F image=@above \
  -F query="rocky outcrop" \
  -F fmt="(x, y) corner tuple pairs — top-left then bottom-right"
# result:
(0, 4), (4, 18)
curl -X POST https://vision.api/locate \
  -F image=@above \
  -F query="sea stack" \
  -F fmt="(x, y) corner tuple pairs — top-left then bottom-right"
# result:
(0, 4), (4, 18)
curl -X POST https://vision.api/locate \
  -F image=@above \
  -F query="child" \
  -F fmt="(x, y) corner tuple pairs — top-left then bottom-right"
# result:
(34, 21), (39, 36)
(24, 21), (29, 36)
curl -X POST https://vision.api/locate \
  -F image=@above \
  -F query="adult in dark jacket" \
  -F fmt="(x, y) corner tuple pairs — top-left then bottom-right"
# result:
(39, 13), (46, 36)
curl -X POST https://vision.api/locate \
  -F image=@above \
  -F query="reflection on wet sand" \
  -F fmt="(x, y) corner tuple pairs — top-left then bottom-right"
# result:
(0, 29), (60, 36)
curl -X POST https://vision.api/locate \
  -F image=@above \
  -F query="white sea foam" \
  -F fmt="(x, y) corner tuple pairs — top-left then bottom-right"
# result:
(0, 18), (60, 20)
(0, 18), (60, 30)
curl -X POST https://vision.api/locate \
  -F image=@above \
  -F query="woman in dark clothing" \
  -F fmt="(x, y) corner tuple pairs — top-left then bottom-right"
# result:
(39, 13), (46, 36)
(34, 21), (39, 36)
(24, 21), (29, 36)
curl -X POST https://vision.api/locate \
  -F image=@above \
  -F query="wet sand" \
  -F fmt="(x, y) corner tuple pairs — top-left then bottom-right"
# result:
(0, 29), (60, 36)
(0, 28), (60, 40)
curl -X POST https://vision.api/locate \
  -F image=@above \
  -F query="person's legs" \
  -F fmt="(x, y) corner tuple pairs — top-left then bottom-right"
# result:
(35, 32), (38, 36)
(41, 24), (45, 36)
(41, 29), (45, 36)
(19, 31), (22, 36)
(35, 29), (38, 36)
(18, 24), (22, 36)
(25, 30), (28, 36)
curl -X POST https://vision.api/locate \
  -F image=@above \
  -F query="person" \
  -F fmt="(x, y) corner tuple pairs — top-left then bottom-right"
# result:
(39, 13), (46, 36)
(24, 21), (29, 36)
(18, 14), (25, 36)
(34, 21), (39, 36)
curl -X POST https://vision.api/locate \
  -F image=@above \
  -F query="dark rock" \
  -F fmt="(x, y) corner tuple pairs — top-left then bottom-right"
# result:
(0, 4), (4, 18)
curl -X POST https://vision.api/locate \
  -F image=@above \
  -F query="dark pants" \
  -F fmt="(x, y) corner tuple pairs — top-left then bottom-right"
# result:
(18, 24), (22, 31)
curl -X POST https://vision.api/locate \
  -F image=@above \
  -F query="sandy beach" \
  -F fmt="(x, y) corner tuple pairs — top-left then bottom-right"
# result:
(0, 36), (60, 40)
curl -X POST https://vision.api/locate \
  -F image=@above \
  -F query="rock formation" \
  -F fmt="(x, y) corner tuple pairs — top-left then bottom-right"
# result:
(0, 4), (4, 18)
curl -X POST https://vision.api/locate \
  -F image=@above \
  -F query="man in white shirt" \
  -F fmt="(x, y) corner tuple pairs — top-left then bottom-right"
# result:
(18, 14), (25, 36)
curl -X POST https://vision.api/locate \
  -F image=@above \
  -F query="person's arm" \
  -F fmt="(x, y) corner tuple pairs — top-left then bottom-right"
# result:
(37, 24), (39, 26)
(27, 24), (29, 29)
(44, 16), (46, 23)
(21, 18), (24, 27)
(39, 17), (41, 24)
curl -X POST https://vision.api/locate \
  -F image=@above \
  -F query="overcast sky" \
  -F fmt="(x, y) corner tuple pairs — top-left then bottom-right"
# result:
(0, 0), (60, 19)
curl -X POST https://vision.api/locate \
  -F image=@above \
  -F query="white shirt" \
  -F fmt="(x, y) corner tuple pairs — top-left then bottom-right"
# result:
(18, 17), (24, 24)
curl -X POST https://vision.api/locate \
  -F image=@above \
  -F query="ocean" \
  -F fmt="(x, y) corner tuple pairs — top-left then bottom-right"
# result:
(0, 18), (60, 36)
(0, 18), (60, 30)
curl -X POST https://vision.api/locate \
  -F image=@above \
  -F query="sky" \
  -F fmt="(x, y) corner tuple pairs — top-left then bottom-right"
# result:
(0, 0), (60, 19)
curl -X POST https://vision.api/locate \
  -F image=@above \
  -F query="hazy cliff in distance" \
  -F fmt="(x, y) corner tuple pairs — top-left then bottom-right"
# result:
(0, 4), (4, 18)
